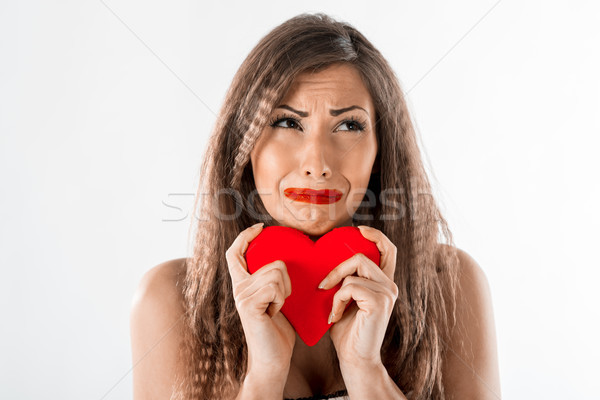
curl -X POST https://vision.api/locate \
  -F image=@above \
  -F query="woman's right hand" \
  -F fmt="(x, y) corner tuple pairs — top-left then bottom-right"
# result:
(225, 223), (296, 377)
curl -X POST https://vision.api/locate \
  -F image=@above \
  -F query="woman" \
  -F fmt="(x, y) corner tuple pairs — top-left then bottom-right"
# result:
(130, 13), (500, 400)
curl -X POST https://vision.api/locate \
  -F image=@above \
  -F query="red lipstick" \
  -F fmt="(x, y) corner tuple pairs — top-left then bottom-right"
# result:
(283, 188), (343, 204)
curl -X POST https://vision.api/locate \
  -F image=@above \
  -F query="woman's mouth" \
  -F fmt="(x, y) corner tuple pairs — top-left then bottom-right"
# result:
(283, 188), (343, 204)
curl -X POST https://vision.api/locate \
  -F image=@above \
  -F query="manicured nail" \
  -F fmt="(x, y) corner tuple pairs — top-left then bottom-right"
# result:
(251, 222), (264, 229)
(328, 310), (335, 324)
(318, 277), (329, 289)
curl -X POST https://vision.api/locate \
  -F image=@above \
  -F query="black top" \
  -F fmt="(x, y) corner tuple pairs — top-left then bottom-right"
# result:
(284, 389), (349, 400)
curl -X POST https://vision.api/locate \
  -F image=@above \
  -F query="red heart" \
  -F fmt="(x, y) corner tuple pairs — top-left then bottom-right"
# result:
(245, 225), (380, 346)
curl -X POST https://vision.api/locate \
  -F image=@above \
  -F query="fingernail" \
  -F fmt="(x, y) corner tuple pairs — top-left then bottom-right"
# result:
(251, 222), (264, 229)
(328, 310), (335, 324)
(318, 277), (329, 289)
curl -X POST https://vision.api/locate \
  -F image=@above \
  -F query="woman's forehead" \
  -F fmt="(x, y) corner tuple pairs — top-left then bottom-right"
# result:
(290, 64), (365, 90)
(278, 65), (374, 112)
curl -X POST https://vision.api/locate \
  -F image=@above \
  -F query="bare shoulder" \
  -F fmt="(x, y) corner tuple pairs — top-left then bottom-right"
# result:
(452, 248), (492, 301)
(131, 258), (187, 308)
(440, 247), (502, 400)
(129, 258), (189, 400)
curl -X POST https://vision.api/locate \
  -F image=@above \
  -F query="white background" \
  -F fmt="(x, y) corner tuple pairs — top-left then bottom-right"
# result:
(1, 1), (599, 399)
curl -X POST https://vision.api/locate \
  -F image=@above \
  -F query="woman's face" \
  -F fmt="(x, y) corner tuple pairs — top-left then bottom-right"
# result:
(250, 63), (378, 238)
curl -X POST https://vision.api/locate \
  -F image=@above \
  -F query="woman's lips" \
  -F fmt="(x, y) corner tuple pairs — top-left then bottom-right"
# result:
(283, 188), (343, 204)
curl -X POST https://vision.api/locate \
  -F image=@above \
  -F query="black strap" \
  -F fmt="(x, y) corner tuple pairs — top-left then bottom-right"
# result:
(284, 389), (348, 400)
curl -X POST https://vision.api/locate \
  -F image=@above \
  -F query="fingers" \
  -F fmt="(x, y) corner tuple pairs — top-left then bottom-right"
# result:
(329, 276), (398, 324)
(318, 252), (390, 290)
(238, 279), (287, 318)
(264, 284), (285, 318)
(318, 226), (397, 291)
(318, 228), (400, 324)
(268, 261), (292, 299)
(225, 222), (264, 283)
(226, 223), (293, 320)
(234, 261), (292, 301)
(356, 225), (397, 280)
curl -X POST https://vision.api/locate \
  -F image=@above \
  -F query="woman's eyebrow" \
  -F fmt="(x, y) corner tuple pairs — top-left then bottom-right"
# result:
(275, 104), (369, 117)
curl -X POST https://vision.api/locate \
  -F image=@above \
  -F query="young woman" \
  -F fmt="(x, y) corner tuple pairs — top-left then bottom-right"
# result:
(130, 13), (500, 400)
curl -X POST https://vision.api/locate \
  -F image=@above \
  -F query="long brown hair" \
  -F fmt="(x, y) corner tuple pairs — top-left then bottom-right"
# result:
(172, 12), (460, 400)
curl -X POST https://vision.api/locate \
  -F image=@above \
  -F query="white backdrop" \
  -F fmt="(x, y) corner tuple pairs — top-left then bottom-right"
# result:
(1, 1), (598, 399)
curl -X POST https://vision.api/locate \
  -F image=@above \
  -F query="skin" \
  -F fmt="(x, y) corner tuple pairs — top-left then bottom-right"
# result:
(246, 63), (402, 397)
(130, 251), (502, 399)
(249, 62), (379, 241)
(129, 62), (501, 400)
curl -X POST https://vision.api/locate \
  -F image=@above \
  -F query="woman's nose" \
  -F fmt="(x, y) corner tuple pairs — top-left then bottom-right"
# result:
(299, 135), (333, 179)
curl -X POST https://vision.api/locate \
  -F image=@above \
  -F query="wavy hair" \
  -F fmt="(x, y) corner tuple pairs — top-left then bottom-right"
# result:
(172, 12), (460, 400)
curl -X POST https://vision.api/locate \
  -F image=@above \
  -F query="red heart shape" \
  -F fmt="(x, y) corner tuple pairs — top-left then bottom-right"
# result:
(245, 225), (380, 346)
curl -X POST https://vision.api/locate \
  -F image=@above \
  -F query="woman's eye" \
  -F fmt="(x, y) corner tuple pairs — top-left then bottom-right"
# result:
(338, 121), (364, 132)
(270, 116), (364, 132)
(272, 118), (301, 130)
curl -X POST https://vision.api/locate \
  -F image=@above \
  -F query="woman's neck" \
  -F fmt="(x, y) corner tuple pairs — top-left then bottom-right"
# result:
(288, 331), (344, 393)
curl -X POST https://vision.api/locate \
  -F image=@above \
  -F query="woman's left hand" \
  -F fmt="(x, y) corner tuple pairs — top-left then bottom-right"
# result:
(318, 225), (399, 368)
